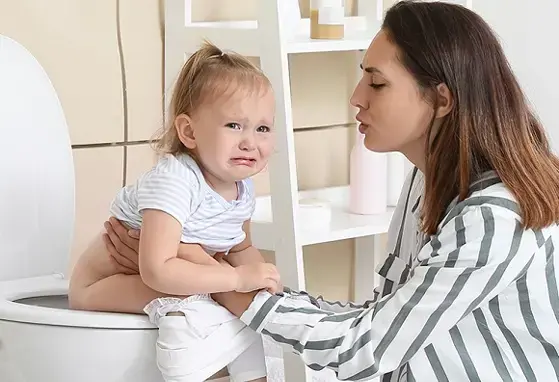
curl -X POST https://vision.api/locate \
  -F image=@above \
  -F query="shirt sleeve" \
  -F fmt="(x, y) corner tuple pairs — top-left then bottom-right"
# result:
(240, 204), (541, 380)
(281, 287), (378, 313)
(136, 168), (196, 226)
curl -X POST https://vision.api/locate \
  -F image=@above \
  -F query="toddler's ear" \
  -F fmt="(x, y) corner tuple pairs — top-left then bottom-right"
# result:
(174, 114), (196, 149)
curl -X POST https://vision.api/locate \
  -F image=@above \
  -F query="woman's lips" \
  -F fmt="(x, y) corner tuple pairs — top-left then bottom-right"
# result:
(358, 123), (370, 134)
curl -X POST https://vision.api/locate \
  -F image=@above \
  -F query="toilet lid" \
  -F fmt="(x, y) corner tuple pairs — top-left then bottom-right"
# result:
(0, 35), (74, 281)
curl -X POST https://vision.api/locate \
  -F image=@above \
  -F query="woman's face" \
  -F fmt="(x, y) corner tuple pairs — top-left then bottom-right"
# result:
(350, 30), (434, 164)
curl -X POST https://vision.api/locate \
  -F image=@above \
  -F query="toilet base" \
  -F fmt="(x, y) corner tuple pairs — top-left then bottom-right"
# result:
(0, 319), (162, 382)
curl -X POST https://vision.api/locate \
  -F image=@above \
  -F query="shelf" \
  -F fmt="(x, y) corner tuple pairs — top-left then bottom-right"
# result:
(250, 186), (395, 250)
(286, 18), (380, 53)
(286, 30), (376, 53)
(178, 17), (380, 56)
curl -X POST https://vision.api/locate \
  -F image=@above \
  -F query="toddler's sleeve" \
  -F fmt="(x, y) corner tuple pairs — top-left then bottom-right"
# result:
(137, 168), (196, 226)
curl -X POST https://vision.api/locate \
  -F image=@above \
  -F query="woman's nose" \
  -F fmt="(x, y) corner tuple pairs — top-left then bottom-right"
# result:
(350, 81), (366, 109)
(349, 84), (364, 108)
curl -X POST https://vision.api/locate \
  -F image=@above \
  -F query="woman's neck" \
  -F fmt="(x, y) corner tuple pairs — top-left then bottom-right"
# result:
(400, 137), (426, 174)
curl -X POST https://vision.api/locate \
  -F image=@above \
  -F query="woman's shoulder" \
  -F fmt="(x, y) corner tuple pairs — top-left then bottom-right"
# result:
(460, 177), (518, 217)
(441, 177), (516, 225)
(442, 175), (557, 241)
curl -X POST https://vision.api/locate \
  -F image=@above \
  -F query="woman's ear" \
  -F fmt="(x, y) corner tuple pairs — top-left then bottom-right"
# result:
(175, 114), (196, 149)
(434, 83), (454, 119)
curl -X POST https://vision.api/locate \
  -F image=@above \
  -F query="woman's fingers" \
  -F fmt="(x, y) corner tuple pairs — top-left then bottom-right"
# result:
(108, 217), (140, 252)
(128, 229), (140, 239)
(102, 234), (138, 274)
(103, 221), (140, 267)
(104, 221), (130, 253)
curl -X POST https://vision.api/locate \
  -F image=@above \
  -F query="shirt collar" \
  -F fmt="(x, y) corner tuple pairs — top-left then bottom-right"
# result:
(410, 169), (500, 220)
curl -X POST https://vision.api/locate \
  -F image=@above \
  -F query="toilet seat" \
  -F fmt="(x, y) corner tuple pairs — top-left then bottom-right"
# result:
(0, 274), (155, 330)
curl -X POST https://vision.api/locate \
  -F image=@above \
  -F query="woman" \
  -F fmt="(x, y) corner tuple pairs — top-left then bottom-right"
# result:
(103, 1), (559, 381)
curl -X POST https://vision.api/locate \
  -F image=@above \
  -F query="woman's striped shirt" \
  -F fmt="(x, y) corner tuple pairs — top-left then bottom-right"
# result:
(240, 170), (559, 382)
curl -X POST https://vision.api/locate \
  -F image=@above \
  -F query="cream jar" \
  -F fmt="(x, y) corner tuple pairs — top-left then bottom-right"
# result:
(310, 0), (345, 40)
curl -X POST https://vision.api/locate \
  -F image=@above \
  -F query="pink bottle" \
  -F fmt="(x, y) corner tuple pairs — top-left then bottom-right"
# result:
(349, 130), (387, 215)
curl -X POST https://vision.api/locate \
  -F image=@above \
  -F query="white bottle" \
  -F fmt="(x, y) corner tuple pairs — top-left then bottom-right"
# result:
(387, 152), (406, 206)
(349, 131), (387, 215)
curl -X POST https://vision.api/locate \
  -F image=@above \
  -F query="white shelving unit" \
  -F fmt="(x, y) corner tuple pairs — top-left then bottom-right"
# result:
(251, 186), (395, 249)
(164, 1), (390, 380)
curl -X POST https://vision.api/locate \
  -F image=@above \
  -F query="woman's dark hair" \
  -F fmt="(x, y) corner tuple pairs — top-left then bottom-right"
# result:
(383, 0), (559, 235)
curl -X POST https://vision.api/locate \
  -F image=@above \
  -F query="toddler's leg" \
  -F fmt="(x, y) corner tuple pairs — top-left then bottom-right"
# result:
(227, 335), (267, 382)
(69, 233), (171, 313)
(73, 273), (170, 314)
(207, 367), (230, 381)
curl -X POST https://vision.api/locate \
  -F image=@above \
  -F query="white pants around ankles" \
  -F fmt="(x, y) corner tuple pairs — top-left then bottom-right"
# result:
(144, 295), (267, 382)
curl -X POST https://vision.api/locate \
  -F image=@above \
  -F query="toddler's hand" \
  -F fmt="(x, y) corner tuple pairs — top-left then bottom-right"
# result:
(233, 263), (281, 294)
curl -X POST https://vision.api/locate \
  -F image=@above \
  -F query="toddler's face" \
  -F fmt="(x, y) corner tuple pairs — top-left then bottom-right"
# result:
(184, 84), (275, 184)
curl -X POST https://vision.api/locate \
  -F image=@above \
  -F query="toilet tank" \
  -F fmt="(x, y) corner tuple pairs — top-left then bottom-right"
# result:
(0, 35), (75, 281)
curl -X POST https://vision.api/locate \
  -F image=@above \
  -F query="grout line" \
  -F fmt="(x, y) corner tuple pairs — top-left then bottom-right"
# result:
(71, 140), (152, 149)
(70, 122), (354, 150)
(116, 0), (128, 187)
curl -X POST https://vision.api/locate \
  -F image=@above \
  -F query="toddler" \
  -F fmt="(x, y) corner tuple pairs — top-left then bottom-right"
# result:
(69, 41), (280, 382)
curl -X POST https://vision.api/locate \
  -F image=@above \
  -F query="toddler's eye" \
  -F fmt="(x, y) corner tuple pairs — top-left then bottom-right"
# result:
(257, 126), (270, 133)
(226, 123), (241, 130)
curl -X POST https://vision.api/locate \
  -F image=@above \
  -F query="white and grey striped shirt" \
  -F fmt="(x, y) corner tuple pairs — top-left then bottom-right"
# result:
(241, 169), (559, 381)
(109, 153), (255, 254)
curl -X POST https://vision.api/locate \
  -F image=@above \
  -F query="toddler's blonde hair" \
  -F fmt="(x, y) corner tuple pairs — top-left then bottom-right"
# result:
(153, 40), (272, 155)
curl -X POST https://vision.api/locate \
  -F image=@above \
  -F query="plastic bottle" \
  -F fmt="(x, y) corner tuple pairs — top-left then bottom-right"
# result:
(349, 130), (387, 214)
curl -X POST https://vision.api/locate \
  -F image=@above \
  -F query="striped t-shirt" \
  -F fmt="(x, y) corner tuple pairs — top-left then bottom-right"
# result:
(109, 153), (255, 254)
(240, 169), (559, 382)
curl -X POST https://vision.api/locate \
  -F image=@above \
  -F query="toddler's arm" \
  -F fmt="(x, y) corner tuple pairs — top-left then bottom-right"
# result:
(139, 209), (238, 295)
(139, 210), (280, 295)
(177, 242), (220, 266)
(112, 222), (218, 268)
(226, 220), (266, 266)
(225, 220), (283, 294)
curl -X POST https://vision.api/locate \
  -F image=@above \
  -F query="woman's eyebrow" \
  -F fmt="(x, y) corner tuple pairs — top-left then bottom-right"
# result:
(359, 63), (383, 75)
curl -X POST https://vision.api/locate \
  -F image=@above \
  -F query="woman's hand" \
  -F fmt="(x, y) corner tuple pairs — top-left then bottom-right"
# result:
(103, 217), (141, 273)
(103, 217), (225, 271)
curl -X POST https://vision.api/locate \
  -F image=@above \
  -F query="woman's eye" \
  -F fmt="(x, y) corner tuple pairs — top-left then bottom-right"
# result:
(369, 83), (386, 89)
(226, 123), (241, 130)
(257, 126), (270, 133)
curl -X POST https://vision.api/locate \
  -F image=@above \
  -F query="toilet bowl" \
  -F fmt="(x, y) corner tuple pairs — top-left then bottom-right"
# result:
(0, 35), (163, 381)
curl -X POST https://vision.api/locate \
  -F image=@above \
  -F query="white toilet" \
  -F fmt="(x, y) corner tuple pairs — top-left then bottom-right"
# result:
(0, 35), (165, 381)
